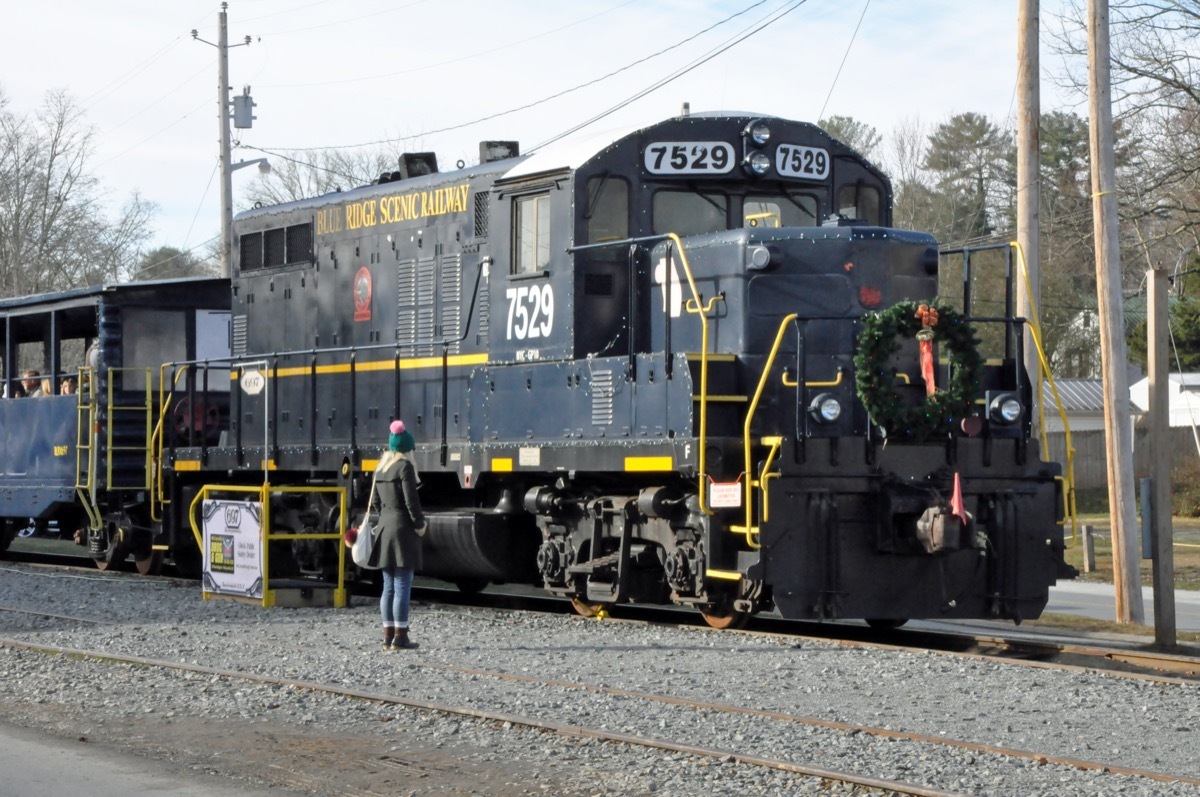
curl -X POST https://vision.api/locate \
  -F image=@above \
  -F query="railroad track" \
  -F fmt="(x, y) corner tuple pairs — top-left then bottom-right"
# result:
(4, 630), (1198, 797)
(5, 554), (1200, 682)
(2, 574), (1200, 795)
(0, 634), (960, 797)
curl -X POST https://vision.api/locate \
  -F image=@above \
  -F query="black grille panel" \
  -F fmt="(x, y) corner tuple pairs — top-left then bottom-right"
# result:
(286, 223), (312, 263)
(473, 193), (489, 238)
(239, 233), (263, 271)
(264, 228), (286, 267)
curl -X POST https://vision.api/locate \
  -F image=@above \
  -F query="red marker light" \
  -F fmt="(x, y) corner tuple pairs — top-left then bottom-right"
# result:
(859, 286), (882, 307)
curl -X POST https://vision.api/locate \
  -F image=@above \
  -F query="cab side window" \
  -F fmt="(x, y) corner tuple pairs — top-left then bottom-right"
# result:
(836, 184), (881, 226)
(514, 194), (550, 275)
(652, 191), (728, 236)
(585, 176), (629, 245)
(744, 194), (819, 228)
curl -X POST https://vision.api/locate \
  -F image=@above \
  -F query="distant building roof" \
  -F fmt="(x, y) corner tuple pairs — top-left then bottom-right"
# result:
(1042, 379), (1106, 414)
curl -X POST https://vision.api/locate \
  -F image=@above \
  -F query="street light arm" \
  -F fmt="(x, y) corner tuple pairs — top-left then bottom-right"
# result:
(231, 158), (271, 175)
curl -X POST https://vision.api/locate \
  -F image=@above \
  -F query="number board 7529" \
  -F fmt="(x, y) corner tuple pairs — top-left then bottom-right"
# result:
(643, 142), (736, 175)
(776, 144), (830, 181)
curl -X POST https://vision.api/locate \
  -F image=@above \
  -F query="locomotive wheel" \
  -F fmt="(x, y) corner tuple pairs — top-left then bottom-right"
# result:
(570, 598), (608, 619)
(94, 549), (129, 572)
(865, 618), (908, 630)
(454, 578), (488, 595)
(135, 551), (165, 575)
(699, 605), (750, 630)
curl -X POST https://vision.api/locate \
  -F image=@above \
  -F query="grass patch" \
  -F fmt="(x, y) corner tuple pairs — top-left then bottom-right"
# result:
(1063, 518), (1200, 591)
(1027, 611), (1200, 646)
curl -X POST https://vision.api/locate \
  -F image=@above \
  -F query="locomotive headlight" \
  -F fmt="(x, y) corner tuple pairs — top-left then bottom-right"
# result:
(745, 151), (771, 175)
(809, 393), (842, 423)
(746, 245), (772, 270)
(746, 120), (772, 146)
(987, 392), (1023, 424)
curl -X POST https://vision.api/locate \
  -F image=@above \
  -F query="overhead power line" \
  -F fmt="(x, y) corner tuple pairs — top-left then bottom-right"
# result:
(256, 0), (772, 154)
(817, 0), (870, 121)
(533, 0), (807, 151)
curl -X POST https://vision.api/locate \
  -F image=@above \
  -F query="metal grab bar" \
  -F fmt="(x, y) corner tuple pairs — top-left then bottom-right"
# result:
(742, 314), (799, 541)
(664, 232), (725, 514)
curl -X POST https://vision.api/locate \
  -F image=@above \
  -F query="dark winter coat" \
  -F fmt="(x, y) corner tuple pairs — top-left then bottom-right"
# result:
(368, 454), (425, 570)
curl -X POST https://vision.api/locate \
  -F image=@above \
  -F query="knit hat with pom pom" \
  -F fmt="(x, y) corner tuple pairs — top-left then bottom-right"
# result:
(388, 420), (415, 453)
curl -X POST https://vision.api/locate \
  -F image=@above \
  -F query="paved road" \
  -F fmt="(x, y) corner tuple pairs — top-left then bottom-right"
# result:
(0, 721), (304, 797)
(1047, 581), (1200, 632)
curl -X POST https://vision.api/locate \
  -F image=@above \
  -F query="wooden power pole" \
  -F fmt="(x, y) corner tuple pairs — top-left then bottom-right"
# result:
(1017, 0), (1041, 430)
(1148, 267), (1176, 645)
(1087, 0), (1144, 624)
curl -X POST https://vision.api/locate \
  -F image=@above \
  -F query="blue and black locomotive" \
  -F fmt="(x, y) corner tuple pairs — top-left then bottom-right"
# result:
(1, 112), (1076, 625)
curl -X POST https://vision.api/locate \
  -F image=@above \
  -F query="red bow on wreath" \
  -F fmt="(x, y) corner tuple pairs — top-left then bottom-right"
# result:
(914, 304), (939, 397)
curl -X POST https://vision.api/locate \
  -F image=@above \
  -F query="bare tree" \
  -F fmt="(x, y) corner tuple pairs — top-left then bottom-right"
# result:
(1051, 1), (1200, 274)
(132, 245), (217, 281)
(239, 148), (405, 208)
(0, 89), (155, 296)
(884, 116), (930, 232)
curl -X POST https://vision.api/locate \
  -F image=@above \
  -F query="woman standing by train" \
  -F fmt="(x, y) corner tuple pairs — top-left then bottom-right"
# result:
(370, 420), (426, 650)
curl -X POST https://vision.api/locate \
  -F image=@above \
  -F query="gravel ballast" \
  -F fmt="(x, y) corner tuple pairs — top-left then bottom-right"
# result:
(0, 563), (1197, 797)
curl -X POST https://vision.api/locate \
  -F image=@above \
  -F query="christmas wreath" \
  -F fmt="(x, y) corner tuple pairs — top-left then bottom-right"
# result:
(853, 300), (983, 442)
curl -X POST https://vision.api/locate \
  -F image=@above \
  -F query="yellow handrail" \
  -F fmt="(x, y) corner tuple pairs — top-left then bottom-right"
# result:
(1010, 242), (1079, 540)
(188, 482), (348, 609)
(665, 232), (724, 514)
(74, 366), (101, 533)
(742, 314), (798, 541)
(151, 364), (193, 522)
(782, 368), (844, 388)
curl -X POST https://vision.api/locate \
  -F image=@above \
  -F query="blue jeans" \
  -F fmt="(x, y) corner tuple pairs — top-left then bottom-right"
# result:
(380, 566), (414, 628)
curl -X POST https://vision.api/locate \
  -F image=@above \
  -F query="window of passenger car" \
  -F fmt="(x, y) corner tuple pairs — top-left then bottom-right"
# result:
(836, 183), (881, 225)
(652, 191), (728, 236)
(513, 193), (550, 274)
(744, 194), (819, 229)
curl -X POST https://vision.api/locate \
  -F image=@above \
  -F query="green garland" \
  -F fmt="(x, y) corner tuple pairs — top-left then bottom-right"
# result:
(853, 300), (983, 442)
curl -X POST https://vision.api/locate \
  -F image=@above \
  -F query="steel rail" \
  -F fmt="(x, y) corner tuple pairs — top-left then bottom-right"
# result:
(0, 637), (964, 797)
(2, 594), (1200, 787)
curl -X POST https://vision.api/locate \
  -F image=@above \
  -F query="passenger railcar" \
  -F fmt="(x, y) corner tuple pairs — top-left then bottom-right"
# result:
(0, 279), (231, 570)
(5, 111), (1077, 627)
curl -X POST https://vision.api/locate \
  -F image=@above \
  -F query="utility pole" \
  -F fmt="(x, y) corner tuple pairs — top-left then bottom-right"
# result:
(1148, 266), (1176, 646)
(193, 3), (253, 279)
(1016, 0), (1041, 430)
(1087, 0), (1144, 624)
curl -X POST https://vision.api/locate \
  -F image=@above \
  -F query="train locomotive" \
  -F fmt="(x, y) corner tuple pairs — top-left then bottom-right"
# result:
(1, 111), (1077, 626)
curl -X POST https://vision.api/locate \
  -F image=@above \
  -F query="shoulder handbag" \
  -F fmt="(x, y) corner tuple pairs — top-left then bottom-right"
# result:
(350, 469), (381, 569)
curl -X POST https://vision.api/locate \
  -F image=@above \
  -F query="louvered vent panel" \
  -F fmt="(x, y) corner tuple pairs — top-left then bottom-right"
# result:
(416, 257), (437, 355)
(232, 314), (248, 357)
(591, 370), (614, 426)
(441, 254), (462, 355)
(396, 258), (417, 347)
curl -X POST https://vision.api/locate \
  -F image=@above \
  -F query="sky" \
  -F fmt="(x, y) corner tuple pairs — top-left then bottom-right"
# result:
(1, 0), (1080, 260)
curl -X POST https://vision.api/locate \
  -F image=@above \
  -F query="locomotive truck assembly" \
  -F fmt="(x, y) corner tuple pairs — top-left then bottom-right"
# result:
(0, 112), (1077, 627)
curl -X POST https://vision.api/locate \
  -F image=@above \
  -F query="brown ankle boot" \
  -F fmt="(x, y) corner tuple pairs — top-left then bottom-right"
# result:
(392, 629), (419, 650)
(382, 627), (395, 650)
